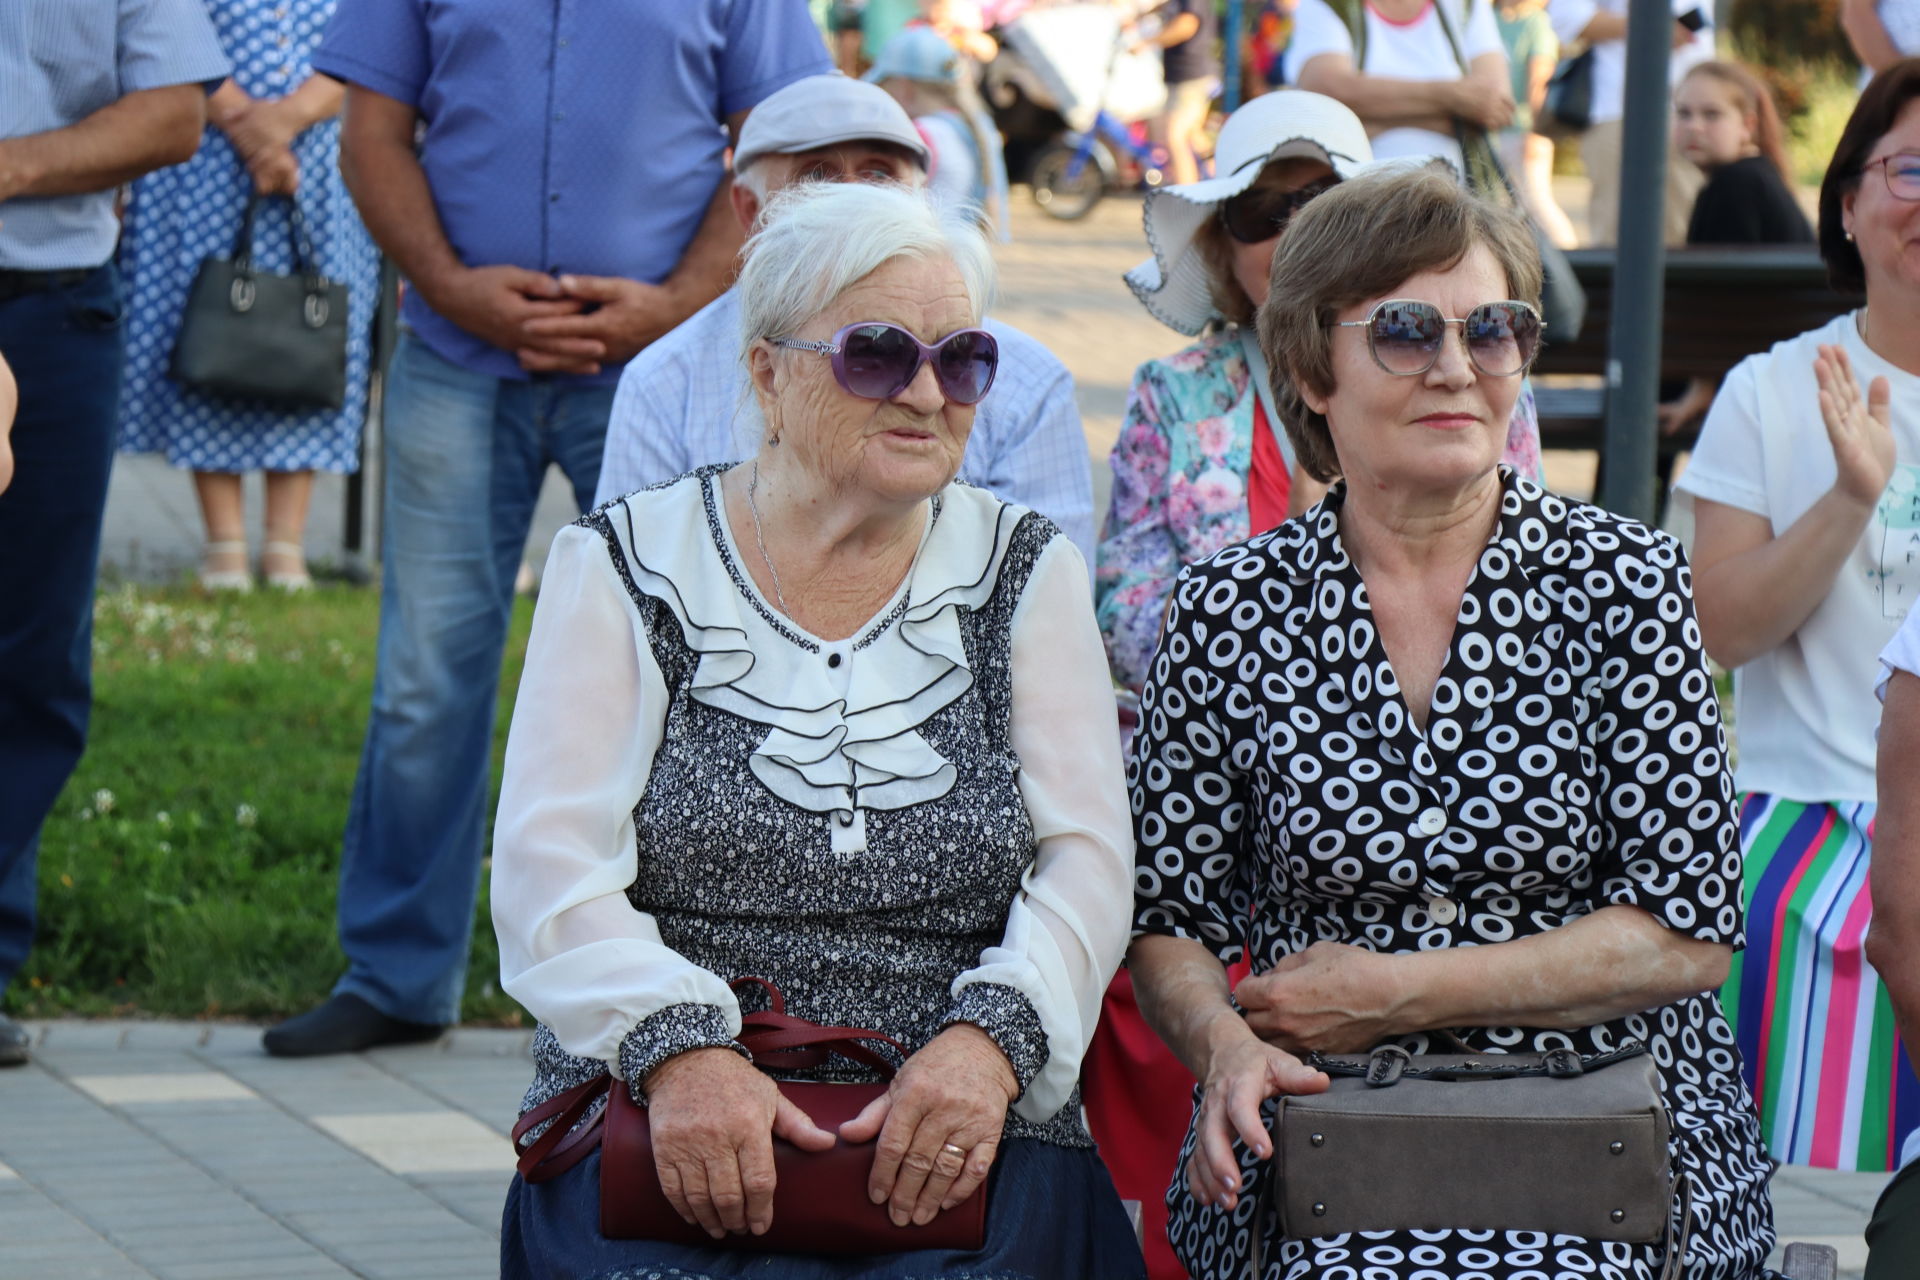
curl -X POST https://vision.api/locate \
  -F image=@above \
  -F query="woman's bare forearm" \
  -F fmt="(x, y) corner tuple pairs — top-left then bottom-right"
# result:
(1128, 934), (1255, 1080)
(1392, 905), (1731, 1032)
(1692, 492), (1876, 669)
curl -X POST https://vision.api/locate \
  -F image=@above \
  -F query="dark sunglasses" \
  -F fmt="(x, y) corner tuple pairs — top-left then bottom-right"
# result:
(1220, 177), (1340, 245)
(771, 322), (999, 405)
(1330, 299), (1543, 378)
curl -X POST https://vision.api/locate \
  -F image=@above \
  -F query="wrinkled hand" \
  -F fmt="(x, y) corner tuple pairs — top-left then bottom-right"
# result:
(420, 265), (588, 358)
(1814, 342), (1896, 508)
(1234, 941), (1410, 1054)
(642, 1046), (837, 1239)
(220, 97), (302, 164)
(246, 146), (300, 196)
(838, 1023), (1016, 1228)
(1451, 78), (1516, 131)
(1189, 1028), (1326, 1211)
(515, 273), (691, 374)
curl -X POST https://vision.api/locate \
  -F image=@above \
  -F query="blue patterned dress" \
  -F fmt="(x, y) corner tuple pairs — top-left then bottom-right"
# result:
(117, 0), (377, 475)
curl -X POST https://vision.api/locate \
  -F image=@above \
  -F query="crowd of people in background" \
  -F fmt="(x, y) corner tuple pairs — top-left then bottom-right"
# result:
(5, 3), (1920, 1280)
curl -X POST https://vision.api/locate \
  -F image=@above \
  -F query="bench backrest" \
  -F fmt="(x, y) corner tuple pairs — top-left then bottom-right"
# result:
(1531, 248), (1861, 383)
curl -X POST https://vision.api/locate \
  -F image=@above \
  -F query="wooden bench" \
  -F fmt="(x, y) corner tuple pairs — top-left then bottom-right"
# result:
(1528, 247), (1861, 454)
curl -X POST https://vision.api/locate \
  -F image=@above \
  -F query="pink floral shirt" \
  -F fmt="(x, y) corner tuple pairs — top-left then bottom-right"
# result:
(1094, 329), (1545, 694)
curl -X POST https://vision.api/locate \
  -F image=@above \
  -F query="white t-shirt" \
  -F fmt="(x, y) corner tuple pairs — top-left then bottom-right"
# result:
(1546, 0), (1715, 125)
(1673, 311), (1920, 804)
(1283, 0), (1505, 175)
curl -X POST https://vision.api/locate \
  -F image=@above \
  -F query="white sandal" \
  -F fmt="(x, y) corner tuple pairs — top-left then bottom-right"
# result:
(262, 540), (313, 592)
(198, 540), (252, 593)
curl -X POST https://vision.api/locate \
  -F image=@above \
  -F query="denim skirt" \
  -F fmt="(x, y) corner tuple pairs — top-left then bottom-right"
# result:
(500, 1137), (1146, 1280)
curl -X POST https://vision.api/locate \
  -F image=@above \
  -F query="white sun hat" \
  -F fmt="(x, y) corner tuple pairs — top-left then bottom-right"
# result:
(1124, 90), (1373, 337)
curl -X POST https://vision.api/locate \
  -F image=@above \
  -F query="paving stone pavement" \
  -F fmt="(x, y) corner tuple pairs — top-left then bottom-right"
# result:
(0, 1020), (1890, 1279)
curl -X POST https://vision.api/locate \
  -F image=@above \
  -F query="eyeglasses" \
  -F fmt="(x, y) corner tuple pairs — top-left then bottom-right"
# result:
(1862, 151), (1920, 201)
(771, 322), (999, 405)
(1220, 177), (1340, 245)
(1330, 299), (1543, 378)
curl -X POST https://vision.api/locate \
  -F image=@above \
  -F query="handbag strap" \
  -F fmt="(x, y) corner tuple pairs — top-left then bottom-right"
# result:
(511, 1074), (612, 1184)
(1426, 0), (1512, 202)
(510, 976), (906, 1182)
(228, 194), (326, 288)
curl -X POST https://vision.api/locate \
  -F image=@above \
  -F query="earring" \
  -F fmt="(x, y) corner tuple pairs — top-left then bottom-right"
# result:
(1846, 229), (1856, 242)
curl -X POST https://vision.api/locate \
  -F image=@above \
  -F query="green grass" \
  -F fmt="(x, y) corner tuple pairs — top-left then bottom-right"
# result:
(1782, 59), (1860, 192)
(3, 582), (532, 1026)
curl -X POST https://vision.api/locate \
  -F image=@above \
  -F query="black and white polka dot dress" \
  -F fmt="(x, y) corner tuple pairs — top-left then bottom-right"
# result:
(1130, 470), (1779, 1280)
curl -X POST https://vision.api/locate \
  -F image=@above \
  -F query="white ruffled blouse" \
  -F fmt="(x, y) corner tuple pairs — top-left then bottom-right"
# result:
(490, 469), (1134, 1126)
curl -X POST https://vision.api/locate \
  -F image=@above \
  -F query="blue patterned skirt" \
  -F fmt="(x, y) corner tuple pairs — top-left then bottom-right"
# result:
(500, 1138), (1145, 1280)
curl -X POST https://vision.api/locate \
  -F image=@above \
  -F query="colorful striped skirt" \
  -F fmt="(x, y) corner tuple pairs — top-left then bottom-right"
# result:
(1722, 793), (1920, 1171)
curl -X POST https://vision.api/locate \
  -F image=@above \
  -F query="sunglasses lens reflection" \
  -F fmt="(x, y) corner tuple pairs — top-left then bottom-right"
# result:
(1465, 303), (1539, 375)
(936, 331), (997, 405)
(1368, 302), (1446, 374)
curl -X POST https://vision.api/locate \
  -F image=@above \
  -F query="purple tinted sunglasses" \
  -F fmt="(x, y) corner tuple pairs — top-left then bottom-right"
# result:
(771, 322), (999, 405)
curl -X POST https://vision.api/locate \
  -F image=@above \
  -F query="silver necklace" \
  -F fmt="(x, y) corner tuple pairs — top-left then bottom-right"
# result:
(746, 461), (792, 618)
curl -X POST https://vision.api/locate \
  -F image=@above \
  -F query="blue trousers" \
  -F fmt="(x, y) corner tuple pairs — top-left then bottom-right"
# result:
(0, 264), (126, 995)
(333, 333), (613, 1025)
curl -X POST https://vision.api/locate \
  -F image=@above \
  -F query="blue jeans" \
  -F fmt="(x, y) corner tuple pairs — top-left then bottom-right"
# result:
(0, 264), (126, 996)
(334, 333), (613, 1024)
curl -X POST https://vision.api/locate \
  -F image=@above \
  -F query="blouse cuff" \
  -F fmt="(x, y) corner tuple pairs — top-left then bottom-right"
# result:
(618, 1003), (748, 1100)
(943, 982), (1049, 1099)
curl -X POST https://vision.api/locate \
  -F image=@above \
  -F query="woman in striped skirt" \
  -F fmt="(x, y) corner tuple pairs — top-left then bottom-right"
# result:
(1673, 62), (1920, 1172)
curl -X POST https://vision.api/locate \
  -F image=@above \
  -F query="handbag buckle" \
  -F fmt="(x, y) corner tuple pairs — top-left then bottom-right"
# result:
(1543, 1047), (1585, 1078)
(1365, 1044), (1410, 1087)
(229, 276), (256, 313)
(303, 292), (330, 328)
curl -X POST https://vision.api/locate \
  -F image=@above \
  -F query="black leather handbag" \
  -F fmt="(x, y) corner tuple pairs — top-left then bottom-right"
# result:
(1541, 47), (1597, 137)
(170, 193), (349, 410)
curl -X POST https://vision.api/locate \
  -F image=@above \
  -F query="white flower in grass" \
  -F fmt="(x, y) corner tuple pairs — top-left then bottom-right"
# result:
(92, 789), (114, 815)
(234, 803), (258, 829)
(155, 811), (171, 828)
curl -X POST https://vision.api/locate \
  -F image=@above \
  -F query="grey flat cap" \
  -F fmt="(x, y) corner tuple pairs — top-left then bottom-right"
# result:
(733, 74), (931, 175)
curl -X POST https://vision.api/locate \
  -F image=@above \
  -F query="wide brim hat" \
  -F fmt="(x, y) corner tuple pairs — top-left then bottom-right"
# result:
(733, 74), (931, 175)
(1124, 90), (1373, 336)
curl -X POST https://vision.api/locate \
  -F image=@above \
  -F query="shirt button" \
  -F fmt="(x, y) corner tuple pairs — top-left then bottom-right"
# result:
(1413, 807), (1447, 836)
(827, 652), (843, 668)
(1427, 896), (1460, 926)
(554, 111), (566, 122)
(549, 193), (561, 202)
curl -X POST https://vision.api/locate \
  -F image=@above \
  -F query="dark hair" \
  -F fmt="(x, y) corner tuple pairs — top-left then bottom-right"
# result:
(1819, 58), (1920, 293)
(1256, 164), (1541, 483)
(1679, 61), (1794, 185)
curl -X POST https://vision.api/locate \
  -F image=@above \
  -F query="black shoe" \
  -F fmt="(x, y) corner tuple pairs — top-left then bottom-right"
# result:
(0, 1012), (30, 1067)
(262, 994), (445, 1057)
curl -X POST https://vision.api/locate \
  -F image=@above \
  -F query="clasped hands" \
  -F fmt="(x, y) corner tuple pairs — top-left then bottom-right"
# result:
(640, 1022), (1017, 1240)
(1190, 942), (1410, 1212)
(213, 92), (305, 196)
(421, 266), (687, 375)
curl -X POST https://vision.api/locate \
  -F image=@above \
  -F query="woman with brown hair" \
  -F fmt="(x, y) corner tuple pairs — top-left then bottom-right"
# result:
(1656, 59), (1813, 434)
(1128, 161), (1776, 1280)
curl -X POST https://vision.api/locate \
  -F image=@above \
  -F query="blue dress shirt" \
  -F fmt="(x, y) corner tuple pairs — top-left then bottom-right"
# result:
(312, 0), (832, 383)
(594, 288), (1098, 574)
(0, 0), (228, 270)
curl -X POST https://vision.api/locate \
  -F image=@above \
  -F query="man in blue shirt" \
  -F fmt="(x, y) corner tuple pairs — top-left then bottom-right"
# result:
(264, 1), (833, 1056)
(0, 0), (228, 1069)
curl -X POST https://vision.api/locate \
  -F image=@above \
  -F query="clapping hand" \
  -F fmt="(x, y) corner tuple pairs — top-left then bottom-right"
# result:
(838, 1023), (1015, 1228)
(1814, 342), (1896, 508)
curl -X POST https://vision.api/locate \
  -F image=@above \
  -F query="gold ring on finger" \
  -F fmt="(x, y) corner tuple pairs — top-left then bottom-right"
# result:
(940, 1142), (966, 1158)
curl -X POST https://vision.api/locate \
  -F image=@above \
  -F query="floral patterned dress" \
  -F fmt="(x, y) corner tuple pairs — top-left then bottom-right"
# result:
(1094, 328), (1545, 696)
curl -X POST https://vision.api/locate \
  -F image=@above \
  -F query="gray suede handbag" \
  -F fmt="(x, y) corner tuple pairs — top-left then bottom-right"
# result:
(170, 194), (349, 410)
(1252, 1041), (1690, 1278)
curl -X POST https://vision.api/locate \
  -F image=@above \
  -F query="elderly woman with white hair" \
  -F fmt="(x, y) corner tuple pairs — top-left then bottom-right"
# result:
(488, 181), (1143, 1279)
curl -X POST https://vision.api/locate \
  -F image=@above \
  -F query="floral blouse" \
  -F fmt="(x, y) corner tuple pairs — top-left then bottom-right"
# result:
(1094, 328), (1546, 694)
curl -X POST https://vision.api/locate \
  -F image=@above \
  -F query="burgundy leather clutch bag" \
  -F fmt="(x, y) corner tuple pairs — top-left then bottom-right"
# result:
(512, 978), (990, 1255)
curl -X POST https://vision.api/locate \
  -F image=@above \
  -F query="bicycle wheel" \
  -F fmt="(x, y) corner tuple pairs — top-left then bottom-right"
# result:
(1029, 142), (1106, 221)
